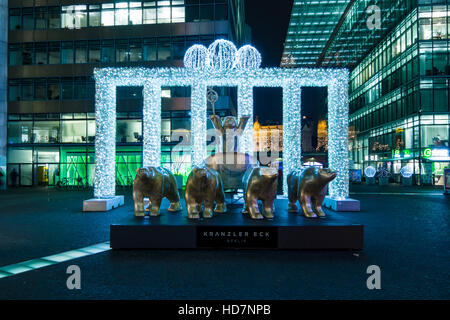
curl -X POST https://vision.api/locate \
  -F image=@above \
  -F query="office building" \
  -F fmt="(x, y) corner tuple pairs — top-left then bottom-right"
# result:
(6, 0), (249, 187)
(282, 0), (450, 184)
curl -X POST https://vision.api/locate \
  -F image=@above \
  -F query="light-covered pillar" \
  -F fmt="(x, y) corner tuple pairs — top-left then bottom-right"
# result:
(282, 81), (302, 194)
(0, 0), (7, 190)
(191, 82), (207, 167)
(142, 82), (161, 167)
(94, 82), (116, 198)
(237, 83), (253, 155)
(328, 77), (349, 199)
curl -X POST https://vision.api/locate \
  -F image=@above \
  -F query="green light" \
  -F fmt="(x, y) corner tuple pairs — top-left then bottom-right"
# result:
(424, 148), (432, 157)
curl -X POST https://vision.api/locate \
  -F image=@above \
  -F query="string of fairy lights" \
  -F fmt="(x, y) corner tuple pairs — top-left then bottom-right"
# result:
(93, 39), (349, 199)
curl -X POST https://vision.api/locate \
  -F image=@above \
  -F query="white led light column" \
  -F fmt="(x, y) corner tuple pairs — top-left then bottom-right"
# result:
(94, 81), (116, 198)
(191, 82), (207, 167)
(327, 75), (349, 199)
(143, 82), (161, 167)
(237, 83), (253, 155)
(282, 80), (302, 194)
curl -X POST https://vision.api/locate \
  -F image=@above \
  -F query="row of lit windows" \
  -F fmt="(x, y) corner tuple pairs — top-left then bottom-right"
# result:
(8, 35), (224, 66)
(8, 77), (94, 101)
(351, 79), (450, 134)
(350, 11), (419, 91)
(324, 0), (417, 68)
(350, 52), (420, 113)
(9, 1), (227, 30)
(351, 5), (450, 91)
(350, 42), (450, 114)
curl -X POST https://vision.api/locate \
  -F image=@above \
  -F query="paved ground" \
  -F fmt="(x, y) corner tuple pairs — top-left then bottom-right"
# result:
(0, 184), (449, 299)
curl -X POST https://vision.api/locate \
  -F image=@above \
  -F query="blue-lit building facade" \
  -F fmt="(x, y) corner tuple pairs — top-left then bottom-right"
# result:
(282, 0), (450, 185)
(6, 0), (248, 187)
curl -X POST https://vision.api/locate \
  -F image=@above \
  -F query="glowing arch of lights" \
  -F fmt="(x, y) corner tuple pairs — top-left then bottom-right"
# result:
(93, 40), (350, 200)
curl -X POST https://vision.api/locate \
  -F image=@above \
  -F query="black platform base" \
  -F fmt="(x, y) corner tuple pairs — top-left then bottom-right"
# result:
(110, 199), (363, 250)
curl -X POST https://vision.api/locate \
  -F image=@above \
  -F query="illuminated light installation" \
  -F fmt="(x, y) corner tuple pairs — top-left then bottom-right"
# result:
(207, 39), (237, 70)
(183, 45), (209, 70)
(93, 40), (350, 200)
(235, 45), (262, 69)
(364, 166), (377, 178)
(400, 166), (413, 178)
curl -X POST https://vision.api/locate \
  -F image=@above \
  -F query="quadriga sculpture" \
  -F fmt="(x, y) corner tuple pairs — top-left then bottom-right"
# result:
(242, 166), (278, 219)
(133, 166), (181, 217)
(184, 166), (227, 219)
(287, 167), (336, 218)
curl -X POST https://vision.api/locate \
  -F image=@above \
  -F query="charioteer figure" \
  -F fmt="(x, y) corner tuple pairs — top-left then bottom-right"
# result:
(209, 114), (250, 152)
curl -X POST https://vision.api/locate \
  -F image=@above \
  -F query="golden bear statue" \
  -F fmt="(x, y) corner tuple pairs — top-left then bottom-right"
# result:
(287, 167), (336, 218)
(242, 166), (278, 219)
(184, 166), (227, 219)
(133, 166), (181, 217)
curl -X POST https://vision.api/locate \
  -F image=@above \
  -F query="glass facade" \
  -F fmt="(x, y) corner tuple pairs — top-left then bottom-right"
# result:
(6, 109), (224, 187)
(8, 35), (224, 66)
(349, 2), (450, 185)
(282, 0), (449, 185)
(9, 0), (228, 30)
(6, 0), (246, 188)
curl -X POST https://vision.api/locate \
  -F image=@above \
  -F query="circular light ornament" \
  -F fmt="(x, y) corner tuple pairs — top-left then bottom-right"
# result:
(364, 166), (376, 178)
(183, 44), (209, 70)
(207, 39), (237, 71)
(400, 166), (413, 178)
(235, 45), (261, 69)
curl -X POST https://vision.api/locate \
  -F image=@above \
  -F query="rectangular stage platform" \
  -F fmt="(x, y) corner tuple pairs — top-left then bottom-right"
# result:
(110, 199), (363, 250)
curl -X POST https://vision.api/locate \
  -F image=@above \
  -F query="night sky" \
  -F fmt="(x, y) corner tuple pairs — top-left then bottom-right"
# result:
(244, 0), (327, 125)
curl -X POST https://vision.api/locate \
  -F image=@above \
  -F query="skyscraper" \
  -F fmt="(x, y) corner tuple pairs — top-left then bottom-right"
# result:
(283, 0), (450, 185)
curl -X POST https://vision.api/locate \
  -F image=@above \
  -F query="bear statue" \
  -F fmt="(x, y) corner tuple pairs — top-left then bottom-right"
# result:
(287, 167), (337, 218)
(242, 166), (278, 220)
(133, 166), (181, 217)
(184, 166), (227, 219)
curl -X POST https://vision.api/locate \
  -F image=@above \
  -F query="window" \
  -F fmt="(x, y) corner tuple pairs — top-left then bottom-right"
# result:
(22, 8), (34, 29)
(157, 6), (171, 23)
(129, 40), (142, 62)
(172, 6), (185, 23)
(62, 5), (87, 29)
(9, 45), (21, 66)
(101, 4), (115, 26)
(35, 43), (47, 65)
(62, 79), (73, 100)
(88, 41), (101, 63)
(115, 2), (129, 26)
(143, 39), (157, 61)
(62, 42), (74, 64)
(34, 80), (47, 100)
(89, 5), (101, 26)
(35, 7), (47, 29)
(74, 78), (87, 99)
(9, 9), (21, 30)
(130, 2), (143, 25)
(75, 42), (87, 63)
(101, 40), (114, 63)
(48, 7), (61, 28)
(158, 38), (170, 60)
(116, 40), (129, 62)
(22, 80), (33, 101)
(48, 42), (60, 64)
(47, 80), (60, 100)
(8, 81), (20, 101)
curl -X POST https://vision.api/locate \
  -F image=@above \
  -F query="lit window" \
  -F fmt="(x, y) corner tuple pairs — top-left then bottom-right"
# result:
(130, 3), (142, 25)
(157, 6), (171, 23)
(102, 4), (115, 26)
(172, 6), (185, 23)
(161, 89), (171, 98)
(115, 2), (129, 26)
